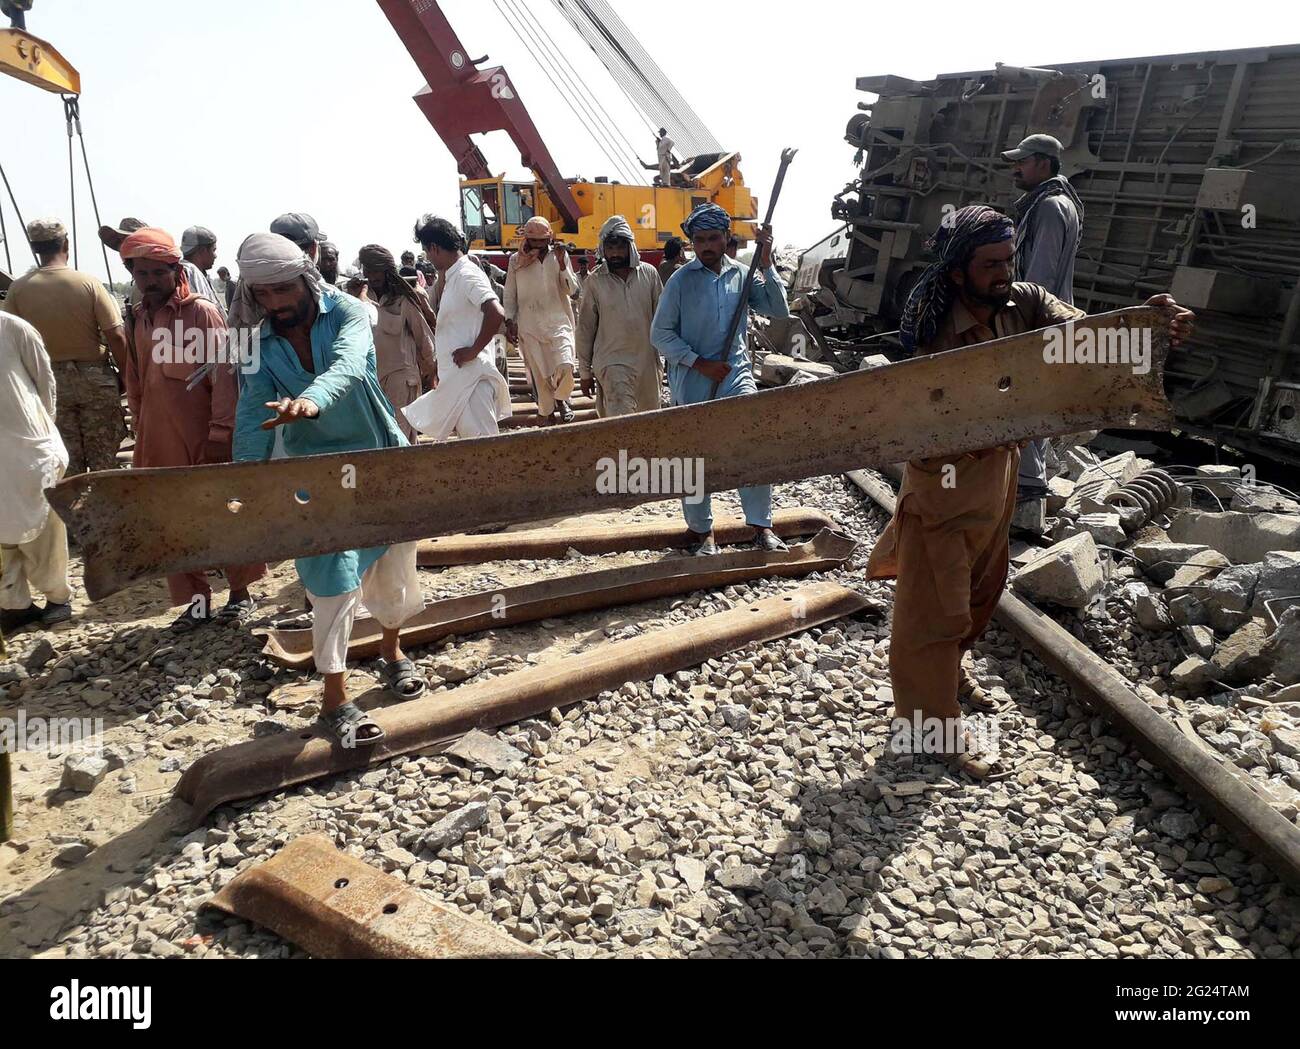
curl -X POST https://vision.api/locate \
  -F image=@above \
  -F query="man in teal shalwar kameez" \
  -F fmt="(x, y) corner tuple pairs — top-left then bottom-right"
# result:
(233, 233), (426, 746)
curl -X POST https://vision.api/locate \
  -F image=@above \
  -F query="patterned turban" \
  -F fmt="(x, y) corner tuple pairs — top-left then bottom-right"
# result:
(898, 205), (1015, 354)
(681, 202), (731, 237)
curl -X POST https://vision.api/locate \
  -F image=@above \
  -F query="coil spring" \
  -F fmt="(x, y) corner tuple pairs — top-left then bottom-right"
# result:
(1103, 468), (1182, 526)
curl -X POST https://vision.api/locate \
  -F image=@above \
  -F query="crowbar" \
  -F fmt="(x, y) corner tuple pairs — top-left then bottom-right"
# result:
(711, 146), (797, 399)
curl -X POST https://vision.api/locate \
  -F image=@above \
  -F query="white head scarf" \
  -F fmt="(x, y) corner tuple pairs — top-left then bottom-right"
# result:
(597, 214), (640, 269)
(228, 232), (323, 331)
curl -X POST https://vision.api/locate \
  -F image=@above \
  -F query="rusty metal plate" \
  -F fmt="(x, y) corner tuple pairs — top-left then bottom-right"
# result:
(417, 508), (835, 566)
(52, 309), (1170, 600)
(177, 581), (874, 824)
(261, 528), (857, 669)
(207, 835), (541, 958)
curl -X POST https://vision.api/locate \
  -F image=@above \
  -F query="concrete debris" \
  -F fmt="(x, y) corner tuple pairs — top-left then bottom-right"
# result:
(22, 638), (58, 672)
(1193, 464), (1241, 499)
(447, 730), (527, 774)
(419, 802), (489, 854)
(1058, 445), (1100, 482)
(60, 754), (110, 794)
(1199, 564), (1260, 635)
(1167, 510), (1300, 565)
(1231, 485), (1300, 515)
(1210, 619), (1272, 684)
(1260, 608), (1300, 685)
(1252, 551), (1300, 619)
(1076, 512), (1126, 547)
(1126, 582), (1173, 632)
(1131, 541), (1220, 586)
(759, 354), (836, 387)
(1045, 475), (1075, 513)
(1063, 452), (1150, 514)
(1011, 532), (1104, 609)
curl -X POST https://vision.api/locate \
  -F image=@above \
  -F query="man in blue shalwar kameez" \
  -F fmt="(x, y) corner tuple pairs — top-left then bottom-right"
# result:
(650, 203), (790, 556)
(232, 233), (427, 746)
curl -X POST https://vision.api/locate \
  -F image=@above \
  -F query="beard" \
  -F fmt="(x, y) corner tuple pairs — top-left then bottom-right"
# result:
(607, 256), (630, 272)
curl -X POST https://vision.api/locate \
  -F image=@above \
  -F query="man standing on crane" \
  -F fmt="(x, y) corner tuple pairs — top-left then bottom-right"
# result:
(2, 218), (129, 475)
(504, 216), (579, 424)
(656, 128), (676, 188)
(651, 202), (790, 555)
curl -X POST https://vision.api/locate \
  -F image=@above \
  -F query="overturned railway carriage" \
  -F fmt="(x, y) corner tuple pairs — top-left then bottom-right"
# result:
(822, 44), (1300, 464)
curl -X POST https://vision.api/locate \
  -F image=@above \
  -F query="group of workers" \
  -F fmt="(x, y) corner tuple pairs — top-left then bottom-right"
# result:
(0, 131), (1195, 772)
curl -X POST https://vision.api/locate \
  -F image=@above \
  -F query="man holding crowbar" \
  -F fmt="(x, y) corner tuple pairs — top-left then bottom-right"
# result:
(651, 149), (796, 556)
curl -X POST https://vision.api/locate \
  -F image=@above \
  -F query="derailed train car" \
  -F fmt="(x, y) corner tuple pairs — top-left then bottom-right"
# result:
(814, 43), (1300, 465)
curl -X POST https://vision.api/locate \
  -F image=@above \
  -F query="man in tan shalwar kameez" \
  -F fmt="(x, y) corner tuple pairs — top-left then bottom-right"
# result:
(576, 215), (663, 417)
(867, 205), (1194, 777)
(504, 216), (579, 423)
(359, 245), (437, 442)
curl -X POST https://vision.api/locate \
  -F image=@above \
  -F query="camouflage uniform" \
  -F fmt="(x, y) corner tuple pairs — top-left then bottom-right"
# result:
(52, 360), (126, 474)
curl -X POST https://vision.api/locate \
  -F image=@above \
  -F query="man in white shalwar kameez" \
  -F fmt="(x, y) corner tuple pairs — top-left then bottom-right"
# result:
(0, 313), (73, 632)
(504, 216), (579, 424)
(404, 215), (512, 442)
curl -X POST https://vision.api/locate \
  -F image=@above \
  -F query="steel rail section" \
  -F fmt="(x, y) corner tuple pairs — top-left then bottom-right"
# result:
(845, 469), (1300, 890)
(261, 529), (857, 669)
(51, 309), (1171, 600)
(207, 835), (542, 958)
(416, 508), (837, 566)
(176, 582), (874, 824)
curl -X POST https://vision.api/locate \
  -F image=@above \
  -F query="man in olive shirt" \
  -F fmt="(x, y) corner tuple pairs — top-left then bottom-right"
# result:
(2, 218), (129, 474)
(867, 205), (1194, 778)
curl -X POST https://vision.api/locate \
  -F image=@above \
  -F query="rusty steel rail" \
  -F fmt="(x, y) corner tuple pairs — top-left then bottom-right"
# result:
(177, 581), (875, 824)
(51, 309), (1171, 600)
(207, 835), (541, 958)
(417, 508), (836, 566)
(845, 469), (1300, 891)
(262, 529), (857, 669)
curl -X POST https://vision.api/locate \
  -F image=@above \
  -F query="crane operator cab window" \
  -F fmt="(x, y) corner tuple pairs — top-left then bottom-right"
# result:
(503, 183), (536, 227)
(461, 184), (504, 248)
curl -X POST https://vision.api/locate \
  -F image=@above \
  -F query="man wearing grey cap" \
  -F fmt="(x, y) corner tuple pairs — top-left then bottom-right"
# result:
(270, 212), (328, 263)
(1000, 133), (1085, 516)
(181, 225), (223, 312)
(3, 218), (129, 474)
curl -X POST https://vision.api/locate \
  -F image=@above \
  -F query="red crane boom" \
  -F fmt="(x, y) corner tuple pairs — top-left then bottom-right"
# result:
(377, 0), (582, 233)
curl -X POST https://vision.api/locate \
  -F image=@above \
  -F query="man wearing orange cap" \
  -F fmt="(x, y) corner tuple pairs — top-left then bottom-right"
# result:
(504, 216), (579, 423)
(119, 228), (265, 632)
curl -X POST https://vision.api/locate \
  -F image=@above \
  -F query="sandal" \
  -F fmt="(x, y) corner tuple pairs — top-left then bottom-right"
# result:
(380, 657), (428, 700)
(940, 730), (1012, 782)
(169, 604), (214, 634)
(215, 596), (258, 626)
(959, 672), (1002, 713)
(320, 702), (385, 747)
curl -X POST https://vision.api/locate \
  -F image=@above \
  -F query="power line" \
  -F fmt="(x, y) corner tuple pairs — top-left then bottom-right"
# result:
(551, 0), (723, 156)
(492, 0), (640, 184)
(507, 0), (649, 176)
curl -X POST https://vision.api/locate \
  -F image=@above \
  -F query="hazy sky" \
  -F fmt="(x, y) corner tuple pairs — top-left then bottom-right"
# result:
(0, 0), (1287, 282)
